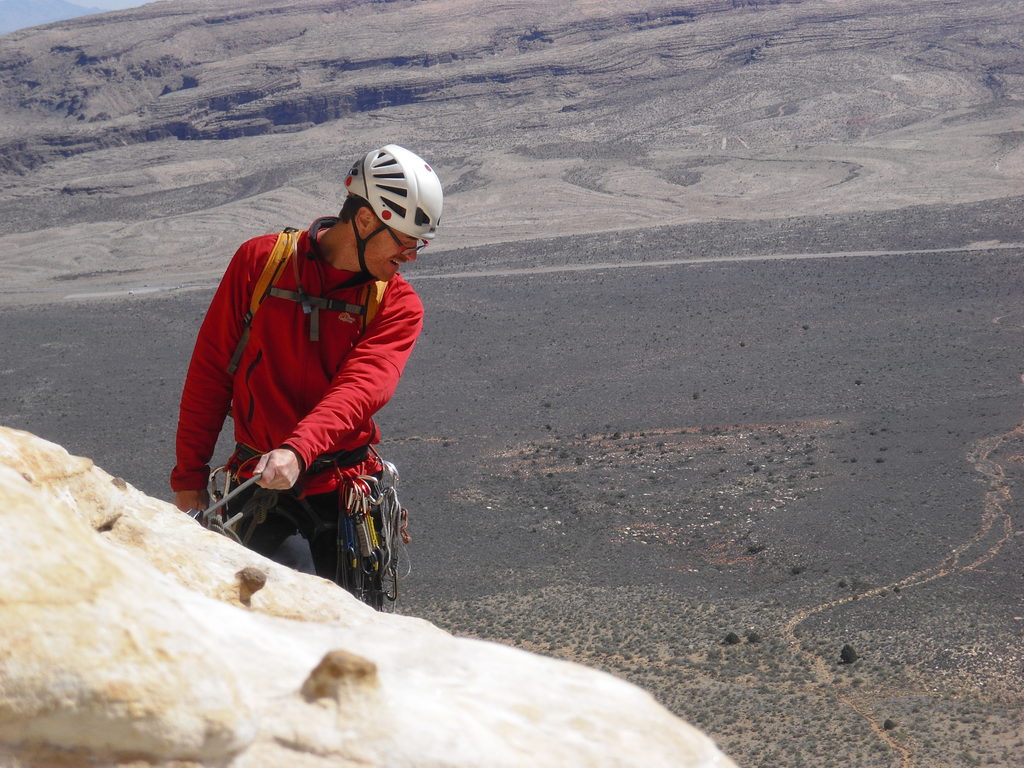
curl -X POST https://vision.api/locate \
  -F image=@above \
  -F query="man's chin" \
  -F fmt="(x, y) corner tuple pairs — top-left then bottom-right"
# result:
(373, 263), (400, 281)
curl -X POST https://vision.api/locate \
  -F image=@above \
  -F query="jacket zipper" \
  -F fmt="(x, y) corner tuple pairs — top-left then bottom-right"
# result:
(244, 349), (263, 424)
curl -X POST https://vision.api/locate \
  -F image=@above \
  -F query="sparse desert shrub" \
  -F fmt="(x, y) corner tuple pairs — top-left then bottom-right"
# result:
(840, 644), (859, 664)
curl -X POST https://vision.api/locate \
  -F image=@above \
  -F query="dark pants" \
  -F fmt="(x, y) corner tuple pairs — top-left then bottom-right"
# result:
(228, 487), (343, 582)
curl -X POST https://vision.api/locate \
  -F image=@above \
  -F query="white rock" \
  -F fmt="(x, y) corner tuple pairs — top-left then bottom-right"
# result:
(0, 426), (737, 768)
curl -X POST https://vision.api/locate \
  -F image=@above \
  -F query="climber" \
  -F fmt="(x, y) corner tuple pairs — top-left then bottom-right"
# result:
(170, 143), (442, 604)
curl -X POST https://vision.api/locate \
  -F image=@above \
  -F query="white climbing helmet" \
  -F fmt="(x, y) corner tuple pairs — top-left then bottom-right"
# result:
(345, 144), (443, 240)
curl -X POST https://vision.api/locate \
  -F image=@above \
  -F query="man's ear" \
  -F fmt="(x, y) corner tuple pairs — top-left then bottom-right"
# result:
(354, 205), (378, 235)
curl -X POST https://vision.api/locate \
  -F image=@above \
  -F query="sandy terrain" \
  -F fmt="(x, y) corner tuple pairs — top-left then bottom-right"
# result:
(1, 199), (1021, 767)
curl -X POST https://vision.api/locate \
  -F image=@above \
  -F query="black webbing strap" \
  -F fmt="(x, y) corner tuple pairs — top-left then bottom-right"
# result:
(227, 322), (253, 375)
(267, 287), (367, 341)
(232, 442), (370, 477)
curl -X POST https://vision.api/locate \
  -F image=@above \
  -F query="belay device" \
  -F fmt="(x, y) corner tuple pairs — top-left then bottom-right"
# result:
(185, 472), (263, 542)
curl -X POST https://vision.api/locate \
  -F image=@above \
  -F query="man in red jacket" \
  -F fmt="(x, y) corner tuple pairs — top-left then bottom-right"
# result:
(171, 144), (442, 602)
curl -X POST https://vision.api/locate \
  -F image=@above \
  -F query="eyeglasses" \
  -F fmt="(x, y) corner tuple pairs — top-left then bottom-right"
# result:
(383, 225), (428, 256)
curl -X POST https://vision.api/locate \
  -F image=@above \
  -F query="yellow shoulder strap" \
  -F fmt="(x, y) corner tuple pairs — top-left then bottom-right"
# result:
(249, 229), (298, 315)
(226, 229), (298, 375)
(363, 280), (388, 330)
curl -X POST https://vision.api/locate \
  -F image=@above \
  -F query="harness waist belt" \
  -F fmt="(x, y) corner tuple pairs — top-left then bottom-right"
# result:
(233, 443), (370, 477)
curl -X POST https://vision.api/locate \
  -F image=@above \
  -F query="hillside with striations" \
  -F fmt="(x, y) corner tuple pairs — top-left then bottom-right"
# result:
(0, 0), (1021, 301)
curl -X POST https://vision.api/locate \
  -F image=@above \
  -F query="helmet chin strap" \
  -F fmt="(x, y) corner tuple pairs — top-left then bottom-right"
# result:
(351, 215), (390, 279)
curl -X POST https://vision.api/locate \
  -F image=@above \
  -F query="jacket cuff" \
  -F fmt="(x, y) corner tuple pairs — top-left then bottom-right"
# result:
(280, 443), (308, 474)
(170, 467), (209, 493)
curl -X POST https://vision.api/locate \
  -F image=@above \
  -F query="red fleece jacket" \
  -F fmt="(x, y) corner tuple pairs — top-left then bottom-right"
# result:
(171, 223), (423, 493)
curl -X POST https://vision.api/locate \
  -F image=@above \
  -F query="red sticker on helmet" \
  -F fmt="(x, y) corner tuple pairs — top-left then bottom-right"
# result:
(345, 176), (352, 187)
(425, 164), (432, 172)
(381, 210), (392, 220)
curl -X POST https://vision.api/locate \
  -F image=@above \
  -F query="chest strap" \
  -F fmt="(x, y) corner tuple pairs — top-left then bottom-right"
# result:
(226, 227), (389, 375)
(267, 287), (367, 341)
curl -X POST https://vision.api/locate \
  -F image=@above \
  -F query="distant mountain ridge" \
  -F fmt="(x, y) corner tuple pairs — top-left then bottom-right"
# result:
(0, 0), (1020, 292)
(0, 0), (1020, 177)
(0, 0), (102, 34)
(0, 0), (761, 169)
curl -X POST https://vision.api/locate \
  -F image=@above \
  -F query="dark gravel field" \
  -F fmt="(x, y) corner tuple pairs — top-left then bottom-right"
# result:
(1, 209), (1021, 768)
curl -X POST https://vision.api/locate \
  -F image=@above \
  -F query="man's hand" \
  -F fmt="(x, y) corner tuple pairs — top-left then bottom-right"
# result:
(255, 447), (302, 490)
(174, 489), (209, 513)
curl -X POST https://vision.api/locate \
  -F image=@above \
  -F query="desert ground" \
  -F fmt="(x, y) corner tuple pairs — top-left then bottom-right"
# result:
(1, 0), (1023, 766)
(1, 197), (1022, 768)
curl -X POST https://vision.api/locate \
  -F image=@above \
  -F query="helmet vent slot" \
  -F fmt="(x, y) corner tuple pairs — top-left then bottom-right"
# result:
(382, 198), (407, 218)
(379, 184), (408, 197)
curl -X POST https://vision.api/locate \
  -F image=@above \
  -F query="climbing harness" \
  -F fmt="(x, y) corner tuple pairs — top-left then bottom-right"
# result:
(188, 451), (411, 611)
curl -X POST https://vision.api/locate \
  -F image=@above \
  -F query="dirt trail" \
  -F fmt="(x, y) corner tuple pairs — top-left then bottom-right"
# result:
(412, 242), (1024, 281)
(40, 242), (1024, 305)
(779, 421), (1023, 768)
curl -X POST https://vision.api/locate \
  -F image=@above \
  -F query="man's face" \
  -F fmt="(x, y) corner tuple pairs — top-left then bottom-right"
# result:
(357, 208), (425, 281)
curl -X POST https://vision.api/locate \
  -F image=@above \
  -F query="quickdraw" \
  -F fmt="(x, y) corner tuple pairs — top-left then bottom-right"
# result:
(336, 460), (410, 609)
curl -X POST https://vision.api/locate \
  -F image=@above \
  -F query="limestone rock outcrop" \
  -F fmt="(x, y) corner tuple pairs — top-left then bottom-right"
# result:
(0, 426), (737, 768)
